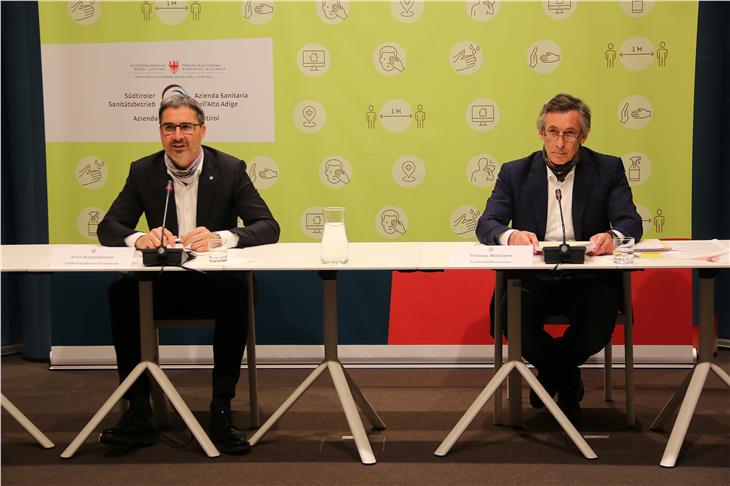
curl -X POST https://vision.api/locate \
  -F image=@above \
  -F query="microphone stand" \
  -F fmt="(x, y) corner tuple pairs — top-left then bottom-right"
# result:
(543, 188), (585, 264)
(142, 180), (189, 267)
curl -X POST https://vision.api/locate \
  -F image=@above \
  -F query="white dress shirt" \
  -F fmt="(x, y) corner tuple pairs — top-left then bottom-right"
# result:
(497, 167), (576, 245)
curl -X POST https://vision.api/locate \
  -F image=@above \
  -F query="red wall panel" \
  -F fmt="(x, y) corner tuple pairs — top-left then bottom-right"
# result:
(388, 269), (692, 346)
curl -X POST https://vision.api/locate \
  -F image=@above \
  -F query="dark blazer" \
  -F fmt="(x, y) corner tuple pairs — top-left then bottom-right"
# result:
(476, 146), (642, 245)
(98, 145), (280, 248)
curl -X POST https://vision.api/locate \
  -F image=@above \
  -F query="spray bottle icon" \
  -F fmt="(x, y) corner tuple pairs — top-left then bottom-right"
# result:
(628, 156), (641, 182)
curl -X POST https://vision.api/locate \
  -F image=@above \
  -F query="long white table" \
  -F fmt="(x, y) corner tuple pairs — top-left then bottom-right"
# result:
(1, 241), (728, 466)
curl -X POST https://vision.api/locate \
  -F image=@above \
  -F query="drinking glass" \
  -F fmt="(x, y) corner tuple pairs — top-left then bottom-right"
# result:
(208, 236), (227, 263)
(612, 236), (634, 264)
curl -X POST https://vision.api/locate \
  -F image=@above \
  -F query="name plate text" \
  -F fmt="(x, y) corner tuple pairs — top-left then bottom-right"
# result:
(449, 245), (534, 267)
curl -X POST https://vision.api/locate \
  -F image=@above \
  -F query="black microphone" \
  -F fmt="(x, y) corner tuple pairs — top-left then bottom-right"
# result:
(555, 188), (568, 251)
(543, 188), (585, 264)
(156, 180), (174, 258)
(142, 179), (189, 267)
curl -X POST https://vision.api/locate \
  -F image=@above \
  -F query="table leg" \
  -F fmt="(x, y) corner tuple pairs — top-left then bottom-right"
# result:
(138, 280), (172, 429)
(659, 270), (728, 467)
(711, 364), (730, 387)
(249, 271), (381, 465)
(507, 278), (522, 426)
(650, 371), (691, 431)
(435, 362), (515, 456)
(435, 274), (596, 460)
(1, 394), (55, 449)
(493, 272), (504, 425)
(660, 362), (711, 467)
(62, 279), (220, 458)
(248, 362), (328, 446)
(516, 362), (597, 459)
(61, 361), (149, 459)
(343, 367), (386, 430)
(328, 361), (376, 464)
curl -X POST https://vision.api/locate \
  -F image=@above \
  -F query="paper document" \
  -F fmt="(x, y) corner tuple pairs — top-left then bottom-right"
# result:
(665, 239), (729, 262)
(634, 239), (671, 252)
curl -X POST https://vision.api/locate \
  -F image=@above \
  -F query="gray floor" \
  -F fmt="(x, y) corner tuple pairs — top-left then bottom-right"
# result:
(2, 352), (729, 485)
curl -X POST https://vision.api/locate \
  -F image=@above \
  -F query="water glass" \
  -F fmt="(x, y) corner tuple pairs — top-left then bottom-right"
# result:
(208, 236), (227, 263)
(612, 236), (634, 264)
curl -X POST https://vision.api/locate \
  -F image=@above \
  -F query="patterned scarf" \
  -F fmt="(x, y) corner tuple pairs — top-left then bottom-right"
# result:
(164, 150), (203, 186)
(543, 147), (579, 182)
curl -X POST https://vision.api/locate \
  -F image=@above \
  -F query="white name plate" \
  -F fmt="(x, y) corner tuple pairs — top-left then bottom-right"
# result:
(51, 246), (135, 268)
(449, 245), (534, 267)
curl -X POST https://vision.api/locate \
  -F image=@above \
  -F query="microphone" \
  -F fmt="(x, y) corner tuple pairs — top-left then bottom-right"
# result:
(142, 179), (189, 267)
(543, 188), (585, 264)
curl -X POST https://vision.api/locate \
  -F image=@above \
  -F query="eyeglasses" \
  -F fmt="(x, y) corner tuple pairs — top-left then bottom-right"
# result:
(160, 122), (202, 135)
(543, 128), (580, 142)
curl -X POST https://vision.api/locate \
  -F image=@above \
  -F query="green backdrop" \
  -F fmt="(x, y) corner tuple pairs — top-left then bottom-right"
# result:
(40, 0), (697, 244)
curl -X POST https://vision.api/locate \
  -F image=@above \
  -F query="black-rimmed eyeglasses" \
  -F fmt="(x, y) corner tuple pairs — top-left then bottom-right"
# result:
(543, 128), (580, 142)
(160, 123), (202, 135)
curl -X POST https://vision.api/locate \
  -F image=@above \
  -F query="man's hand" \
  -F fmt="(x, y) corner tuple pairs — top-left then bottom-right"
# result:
(180, 226), (218, 252)
(588, 232), (615, 256)
(135, 227), (176, 250)
(508, 230), (539, 249)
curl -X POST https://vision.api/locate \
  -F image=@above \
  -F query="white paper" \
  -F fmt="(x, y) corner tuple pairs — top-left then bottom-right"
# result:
(635, 239), (671, 252)
(51, 246), (135, 268)
(449, 245), (533, 267)
(665, 240), (729, 262)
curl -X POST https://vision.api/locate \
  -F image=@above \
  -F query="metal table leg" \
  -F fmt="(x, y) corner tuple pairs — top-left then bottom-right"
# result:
(1, 394), (55, 449)
(436, 276), (597, 460)
(249, 270), (382, 465)
(659, 270), (730, 467)
(61, 280), (220, 459)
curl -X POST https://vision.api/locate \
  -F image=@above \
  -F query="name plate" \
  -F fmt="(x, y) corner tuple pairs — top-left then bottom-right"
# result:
(51, 246), (135, 268)
(449, 245), (533, 267)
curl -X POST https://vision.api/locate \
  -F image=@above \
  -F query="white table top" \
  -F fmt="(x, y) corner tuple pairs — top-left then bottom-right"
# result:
(418, 240), (730, 271)
(1, 240), (728, 272)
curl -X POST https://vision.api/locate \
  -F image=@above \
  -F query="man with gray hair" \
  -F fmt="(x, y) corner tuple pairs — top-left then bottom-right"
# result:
(476, 93), (642, 423)
(98, 93), (280, 453)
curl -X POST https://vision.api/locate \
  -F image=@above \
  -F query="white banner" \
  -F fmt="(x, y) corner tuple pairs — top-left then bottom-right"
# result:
(41, 38), (274, 142)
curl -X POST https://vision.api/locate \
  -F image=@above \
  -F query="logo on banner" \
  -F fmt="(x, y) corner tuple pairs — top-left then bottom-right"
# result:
(168, 60), (180, 74)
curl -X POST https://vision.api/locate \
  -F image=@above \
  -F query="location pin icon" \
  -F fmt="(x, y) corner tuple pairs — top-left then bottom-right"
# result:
(303, 105), (317, 127)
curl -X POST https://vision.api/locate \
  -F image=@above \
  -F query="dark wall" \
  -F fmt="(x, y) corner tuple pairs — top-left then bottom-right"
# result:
(691, 2), (730, 338)
(1, 1), (51, 358)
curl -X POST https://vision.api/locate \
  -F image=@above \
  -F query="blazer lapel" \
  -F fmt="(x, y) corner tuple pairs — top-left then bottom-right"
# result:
(527, 156), (548, 239)
(196, 148), (218, 226)
(571, 148), (593, 240)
